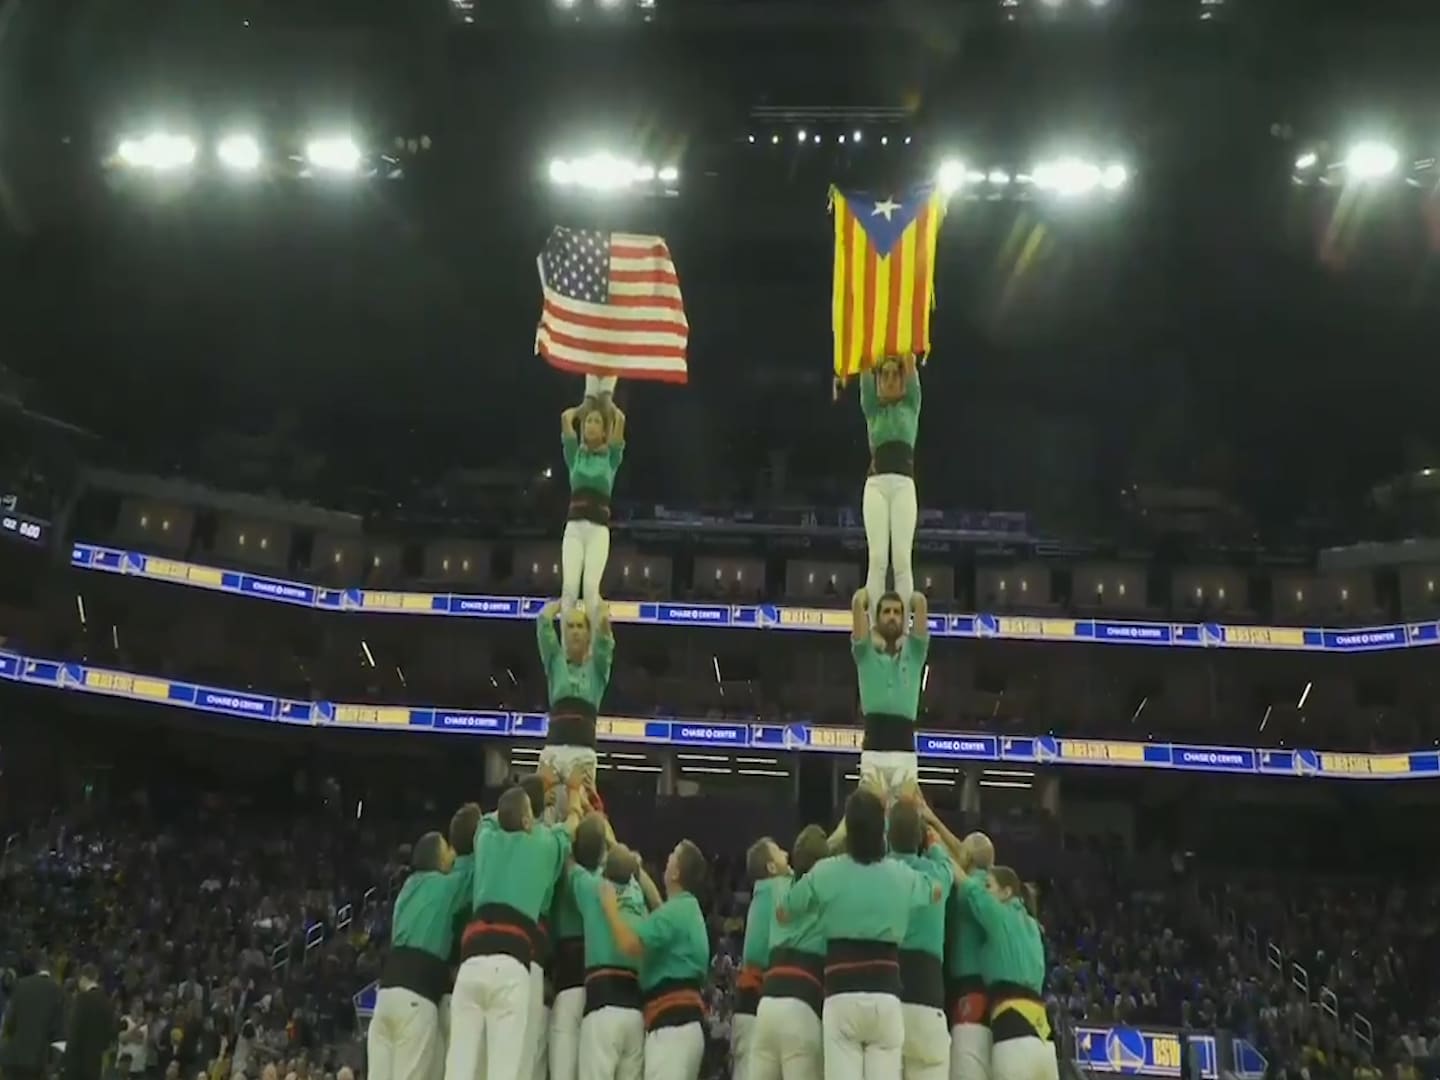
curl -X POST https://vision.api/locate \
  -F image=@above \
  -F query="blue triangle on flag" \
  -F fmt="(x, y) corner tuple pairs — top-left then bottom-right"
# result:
(838, 183), (936, 257)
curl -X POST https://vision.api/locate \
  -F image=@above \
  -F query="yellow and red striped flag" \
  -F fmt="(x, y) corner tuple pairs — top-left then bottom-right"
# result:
(830, 183), (947, 380)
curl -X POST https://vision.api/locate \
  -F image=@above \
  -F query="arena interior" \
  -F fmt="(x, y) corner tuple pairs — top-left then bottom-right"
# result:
(0, 2), (1438, 1080)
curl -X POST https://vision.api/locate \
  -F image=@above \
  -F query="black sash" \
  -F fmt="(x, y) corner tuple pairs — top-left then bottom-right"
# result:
(568, 488), (612, 525)
(584, 967), (643, 1014)
(862, 713), (916, 753)
(869, 441), (915, 478)
(899, 949), (945, 1010)
(762, 947), (824, 1017)
(547, 698), (598, 749)
(460, 903), (539, 968)
(644, 978), (705, 1032)
(824, 939), (901, 997)
(380, 946), (450, 1005)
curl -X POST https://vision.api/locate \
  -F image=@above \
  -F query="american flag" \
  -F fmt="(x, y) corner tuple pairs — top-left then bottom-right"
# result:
(536, 226), (690, 385)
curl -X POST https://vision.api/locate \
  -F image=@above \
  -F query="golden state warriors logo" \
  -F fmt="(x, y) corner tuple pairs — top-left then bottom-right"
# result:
(1105, 1029), (1149, 1073)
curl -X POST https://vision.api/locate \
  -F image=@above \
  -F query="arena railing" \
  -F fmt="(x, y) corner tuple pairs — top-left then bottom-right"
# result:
(1236, 911), (1374, 1053)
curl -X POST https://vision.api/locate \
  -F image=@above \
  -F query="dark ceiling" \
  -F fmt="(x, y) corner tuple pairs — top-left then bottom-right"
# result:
(1, 0), (1439, 540)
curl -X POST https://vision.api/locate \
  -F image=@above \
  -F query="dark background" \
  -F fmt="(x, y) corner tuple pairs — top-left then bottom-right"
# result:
(2, 0), (1440, 541)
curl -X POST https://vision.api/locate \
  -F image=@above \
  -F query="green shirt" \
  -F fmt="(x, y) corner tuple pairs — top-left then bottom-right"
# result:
(853, 633), (930, 721)
(562, 433), (625, 497)
(955, 873), (1045, 992)
(571, 867), (647, 971)
(742, 877), (784, 969)
(889, 845), (953, 959)
(551, 863), (587, 940)
(780, 854), (936, 945)
(537, 614), (615, 709)
(768, 877), (826, 958)
(860, 368), (921, 448)
(471, 818), (572, 922)
(635, 892), (710, 992)
(946, 869), (989, 981)
(392, 855), (475, 961)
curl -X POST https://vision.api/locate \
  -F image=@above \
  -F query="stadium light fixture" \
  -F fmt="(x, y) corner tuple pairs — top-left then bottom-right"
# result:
(937, 158), (968, 196)
(797, 128), (807, 143)
(1032, 156), (1129, 198)
(546, 153), (677, 193)
(117, 132), (198, 172)
(306, 135), (362, 174)
(1344, 140), (1399, 181)
(217, 133), (262, 172)
(1294, 151), (1318, 171)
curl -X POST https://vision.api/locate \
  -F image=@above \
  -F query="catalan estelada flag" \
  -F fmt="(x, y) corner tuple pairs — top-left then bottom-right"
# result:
(830, 183), (947, 380)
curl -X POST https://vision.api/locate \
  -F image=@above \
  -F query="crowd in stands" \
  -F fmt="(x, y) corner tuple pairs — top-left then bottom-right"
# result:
(0, 784), (1437, 1080)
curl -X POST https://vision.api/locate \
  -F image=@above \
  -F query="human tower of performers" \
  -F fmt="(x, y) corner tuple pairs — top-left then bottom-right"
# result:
(365, 369), (1057, 1080)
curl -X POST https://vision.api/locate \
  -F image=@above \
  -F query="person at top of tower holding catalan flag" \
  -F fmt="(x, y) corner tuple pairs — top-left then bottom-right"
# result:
(829, 182), (946, 623)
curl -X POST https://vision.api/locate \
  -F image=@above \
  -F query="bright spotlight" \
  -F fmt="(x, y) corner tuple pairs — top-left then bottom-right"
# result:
(1033, 157), (1103, 197)
(770, 134), (780, 145)
(1101, 163), (1129, 190)
(797, 128), (808, 143)
(217, 133), (261, 172)
(1294, 151), (1318, 170)
(117, 132), (197, 172)
(852, 130), (862, 143)
(657, 165), (679, 183)
(549, 158), (574, 185)
(1344, 140), (1399, 181)
(635, 163), (657, 182)
(307, 135), (362, 173)
(937, 159), (967, 195)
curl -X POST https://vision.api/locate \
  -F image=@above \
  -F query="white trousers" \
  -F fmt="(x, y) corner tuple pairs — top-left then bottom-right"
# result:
(561, 519), (610, 618)
(516, 963), (546, 1080)
(533, 1001), (551, 1080)
(645, 1023), (705, 1080)
(585, 375), (619, 398)
(550, 987), (586, 1080)
(900, 1005), (949, 1080)
(862, 475), (918, 614)
(823, 992), (904, 1080)
(539, 747), (599, 824)
(731, 1014), (757, 1080)
(750, 999), (823, 1080)
(990, 1039), (1057, 1080)
(445, 955), (533, 1080)
(949, 1025), (992, 1080)
(859, 751), (919, 801)
(368, 987), (443, 1080)
(579, 1006), (645, 1080)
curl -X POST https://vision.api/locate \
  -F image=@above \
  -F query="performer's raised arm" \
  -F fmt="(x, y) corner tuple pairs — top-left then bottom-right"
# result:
(851, 587), (871, 644)
(911, 591), (929, 639)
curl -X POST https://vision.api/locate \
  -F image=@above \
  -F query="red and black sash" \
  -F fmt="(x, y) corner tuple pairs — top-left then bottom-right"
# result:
(761, 947), (824, 1017)
(643, 978), (705, 1032)
(824, 939), (901, 998)
(460, 904), (540, 968)
(734, 964), (763, 1016)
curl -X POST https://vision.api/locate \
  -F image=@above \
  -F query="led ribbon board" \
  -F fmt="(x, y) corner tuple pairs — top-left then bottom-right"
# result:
(2, 649), (1434, 780)
(71, 543), (1433, 654)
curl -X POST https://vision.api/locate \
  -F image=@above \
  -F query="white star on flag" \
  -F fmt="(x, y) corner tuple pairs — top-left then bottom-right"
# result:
(871, 197), (902, 220)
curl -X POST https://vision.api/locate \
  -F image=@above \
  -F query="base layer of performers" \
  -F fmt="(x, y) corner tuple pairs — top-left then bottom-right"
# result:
(365, 767), (1057, 1080)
